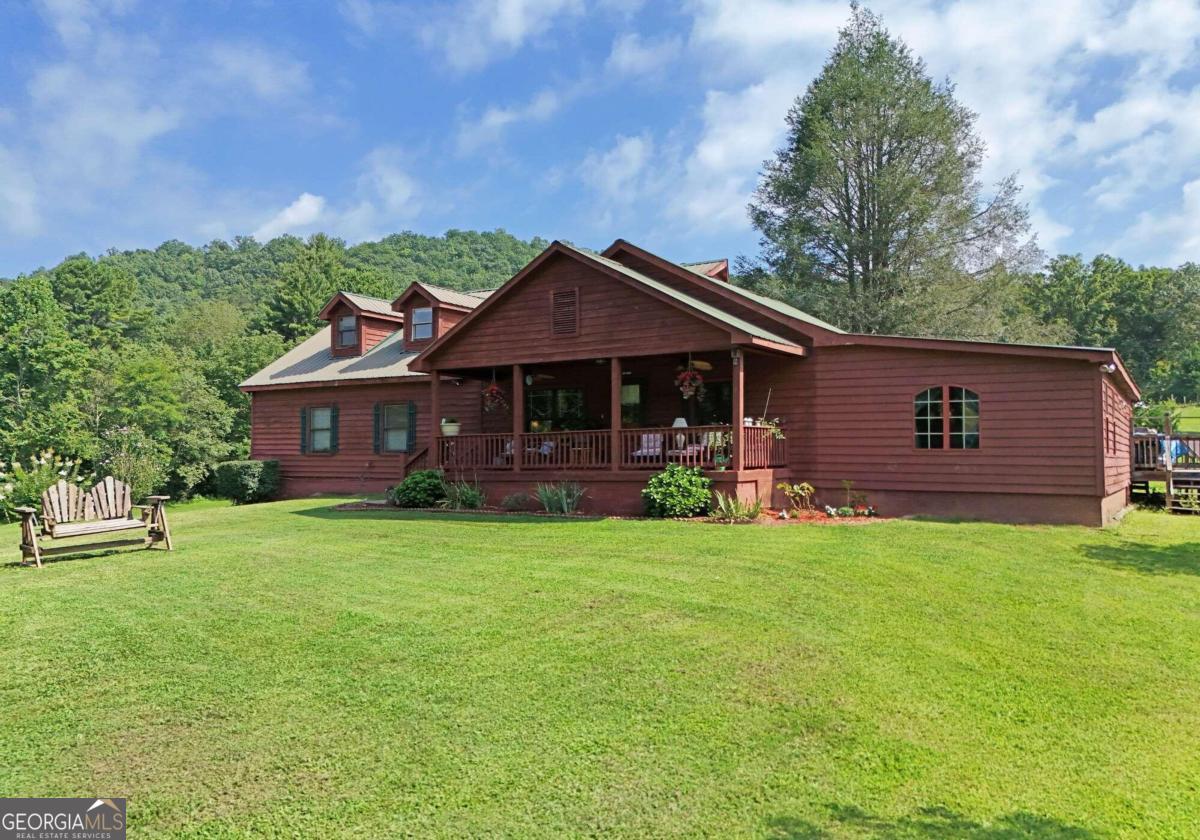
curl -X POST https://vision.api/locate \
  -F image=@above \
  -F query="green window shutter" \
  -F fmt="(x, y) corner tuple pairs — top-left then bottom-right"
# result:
(329, 405), (340, 454)
(299, 408), (309, 454)
(407, 401), (417, 452)
(372, 403), (382, 454)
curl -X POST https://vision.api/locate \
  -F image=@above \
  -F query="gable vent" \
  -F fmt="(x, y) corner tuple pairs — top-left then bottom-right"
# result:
(551, 288), (579, 336)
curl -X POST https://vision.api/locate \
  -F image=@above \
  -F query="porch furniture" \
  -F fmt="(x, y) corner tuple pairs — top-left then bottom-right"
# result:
(16, 477), (173, 568)
(630, 433), (664, 459)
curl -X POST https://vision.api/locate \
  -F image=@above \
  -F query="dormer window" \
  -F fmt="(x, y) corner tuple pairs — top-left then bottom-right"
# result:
(337, 314), (357, 347)
(411, 307), (433, 340)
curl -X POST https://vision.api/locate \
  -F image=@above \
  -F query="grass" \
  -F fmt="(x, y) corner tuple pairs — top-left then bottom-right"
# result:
(2, 501), (1199, 838)
(1177, 404), (1200, 434)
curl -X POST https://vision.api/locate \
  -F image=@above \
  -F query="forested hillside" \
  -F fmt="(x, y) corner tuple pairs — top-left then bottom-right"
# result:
(0, 230), (546, 505)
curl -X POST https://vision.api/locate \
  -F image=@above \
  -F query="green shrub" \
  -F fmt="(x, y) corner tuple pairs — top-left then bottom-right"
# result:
(213, 460), (280, 504)
(388, 469), (446, 508)
(534, 482), (585, 514)
(441, 478), (487, 510)
(642, 465), (712, 517)
(100, 425), (168, 501)
(500, 492), (531, 511)
(710, 491), (763, 523)
(0, 449), (94, 522)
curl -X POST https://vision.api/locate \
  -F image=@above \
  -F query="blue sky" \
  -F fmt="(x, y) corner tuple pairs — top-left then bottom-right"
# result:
(3, 0), (1200, 277)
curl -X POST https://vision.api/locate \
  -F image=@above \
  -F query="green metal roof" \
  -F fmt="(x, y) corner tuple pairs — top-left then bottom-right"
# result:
(240, 327), (422, 389)
(339, 291), (398, 318)
(677, 265), (845, 334)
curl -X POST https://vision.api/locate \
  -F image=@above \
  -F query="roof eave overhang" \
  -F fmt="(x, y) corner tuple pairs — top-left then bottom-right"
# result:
(744, 337), (808, 357)
(316, 291), (404, 323)
(602, 239), (842, 341)
(825, 333), (1142, 401)
(241, 373), (430, 393)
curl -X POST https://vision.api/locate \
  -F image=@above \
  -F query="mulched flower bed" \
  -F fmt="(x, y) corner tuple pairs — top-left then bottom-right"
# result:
(756, 508), (887, 525)
(332, 500), (888, 524)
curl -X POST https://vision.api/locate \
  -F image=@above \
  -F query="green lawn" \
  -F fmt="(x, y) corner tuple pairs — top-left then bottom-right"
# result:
(2, 501), (1199, 838)
(1178, 404), (1200, 434)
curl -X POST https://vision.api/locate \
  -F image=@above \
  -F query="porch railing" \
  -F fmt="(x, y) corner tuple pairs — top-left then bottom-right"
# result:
(438, 433), (514, 471)
(617, 424), (729, 470)
(436, 424), (787, 472)
(520, 429), (611, 470)
(1134, 433), (1200, 472)
(743, 426), (787, 469)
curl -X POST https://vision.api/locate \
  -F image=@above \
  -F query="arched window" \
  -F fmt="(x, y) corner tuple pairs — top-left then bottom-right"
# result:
(915, 387), (980, 449)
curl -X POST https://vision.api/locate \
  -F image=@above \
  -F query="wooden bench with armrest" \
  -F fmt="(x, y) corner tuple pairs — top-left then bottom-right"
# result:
(15, 477), (172, 568)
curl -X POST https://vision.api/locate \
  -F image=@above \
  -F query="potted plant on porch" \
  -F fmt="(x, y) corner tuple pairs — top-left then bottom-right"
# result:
(440, 417), (461, 436)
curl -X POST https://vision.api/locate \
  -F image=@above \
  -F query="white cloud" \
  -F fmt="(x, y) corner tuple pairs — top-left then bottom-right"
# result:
(457, 88), (564, 153)
(3, 0), (337, 260)
(668, 74), (803, 229)
(581, 133), (653, 203)
(342, 0), (585, 71)
(249, 148), (425, 243)
(0, 146), (42, 236)
(433, 0), (585, 71)
(199, 42), (311, 103)
(253, 192), (327, 240)
(605, 32), (682, 77)
(1124, 177), (1200, 264)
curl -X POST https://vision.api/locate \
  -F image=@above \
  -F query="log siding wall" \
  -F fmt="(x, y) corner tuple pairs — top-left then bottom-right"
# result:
(801, 346), (1105, 497)
(1101, 372), (1133, 497)
(249, 380), (480, 496)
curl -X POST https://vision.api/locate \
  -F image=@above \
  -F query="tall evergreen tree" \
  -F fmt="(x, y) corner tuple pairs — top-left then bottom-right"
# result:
(259, 233), (391, 342)
(746, 5), (1040, 337)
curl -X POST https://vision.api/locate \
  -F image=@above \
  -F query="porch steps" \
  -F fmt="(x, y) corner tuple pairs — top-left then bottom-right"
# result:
(1167, 469), (1200, 514)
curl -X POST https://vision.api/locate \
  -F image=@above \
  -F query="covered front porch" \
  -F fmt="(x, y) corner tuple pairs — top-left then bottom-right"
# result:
(429, 349), (789, 475)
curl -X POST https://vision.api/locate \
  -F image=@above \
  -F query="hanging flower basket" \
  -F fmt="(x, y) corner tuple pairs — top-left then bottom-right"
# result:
(676, 368), (705, 400)
(482, 382), (509, 413)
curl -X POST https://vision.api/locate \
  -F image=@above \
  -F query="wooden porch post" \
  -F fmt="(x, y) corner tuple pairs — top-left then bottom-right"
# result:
(512, 364), (524, 472)
(731, 348), (745, 472)
(429, 369), (441, 467)
(610, 356), (622, 471)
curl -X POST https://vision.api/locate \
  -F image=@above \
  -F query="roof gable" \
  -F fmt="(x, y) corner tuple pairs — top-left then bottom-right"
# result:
(601, 239), (844, 338)
(409, 241), (806, 370)
(317, 291), (404, 322)
(392, 281), (492, 313)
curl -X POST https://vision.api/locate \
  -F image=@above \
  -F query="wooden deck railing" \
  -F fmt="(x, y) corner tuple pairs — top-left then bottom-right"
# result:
(438, 433), (514, 471)
(744, 426), (787, 469)
(520, 430), (611, 470)
(1133, 433), (1200, 472)
(616, 425), (730, 470)
(436, 424), (788, 472)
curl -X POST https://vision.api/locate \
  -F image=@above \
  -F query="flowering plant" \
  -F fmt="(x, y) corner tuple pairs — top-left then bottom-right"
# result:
(481, 383), (509, 413)
(0, 449), (93, 522)
(675, 368), (705, 400)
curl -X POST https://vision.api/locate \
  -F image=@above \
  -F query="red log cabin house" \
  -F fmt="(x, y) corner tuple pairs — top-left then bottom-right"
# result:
(241, 239), (1140, 525)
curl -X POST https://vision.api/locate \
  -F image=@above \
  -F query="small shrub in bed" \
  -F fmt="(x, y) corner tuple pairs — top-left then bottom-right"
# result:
(213, 459), (280, 504)
(388, 469), (446, 508)
(641, 465), (712, 518)
(500, 492), (532, 511)
(441, 477), (487, 510)
(534, 482), (585, 514)
(710, 491), (762, 523)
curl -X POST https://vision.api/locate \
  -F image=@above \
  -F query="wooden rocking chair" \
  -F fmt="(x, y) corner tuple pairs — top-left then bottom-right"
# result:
(15, 477), (172, 568)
